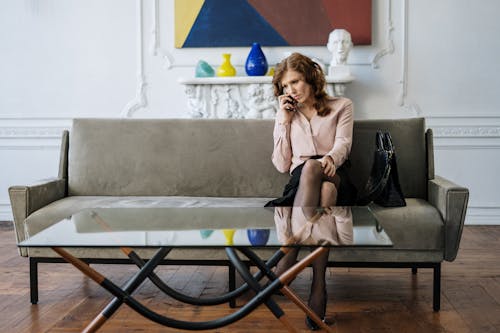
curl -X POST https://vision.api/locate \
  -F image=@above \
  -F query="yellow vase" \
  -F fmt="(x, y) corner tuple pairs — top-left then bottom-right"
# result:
(216, 53), (236, 77)
(222, 229), (236, 245)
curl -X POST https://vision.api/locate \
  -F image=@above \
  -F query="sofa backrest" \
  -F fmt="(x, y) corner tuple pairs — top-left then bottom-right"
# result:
(68, 119), (290, 197)
(67, 118), (430, 199)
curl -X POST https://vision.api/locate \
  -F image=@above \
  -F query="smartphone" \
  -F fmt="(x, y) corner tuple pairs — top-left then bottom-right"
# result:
(284, 95), (298, 112)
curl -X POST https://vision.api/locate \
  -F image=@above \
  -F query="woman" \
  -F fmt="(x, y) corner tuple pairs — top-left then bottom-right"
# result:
(266, 52), (355, 330)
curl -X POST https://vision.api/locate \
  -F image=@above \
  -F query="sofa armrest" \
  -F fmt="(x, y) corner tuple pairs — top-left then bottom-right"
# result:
(428, 175), (469, 262)
(8, 178), (66, 252)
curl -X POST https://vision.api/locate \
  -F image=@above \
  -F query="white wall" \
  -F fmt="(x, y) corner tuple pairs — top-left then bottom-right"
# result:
(1, 0), (498, 224)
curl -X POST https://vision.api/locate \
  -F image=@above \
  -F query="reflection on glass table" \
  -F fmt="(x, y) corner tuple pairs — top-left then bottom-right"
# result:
(21, 206), (391, 248)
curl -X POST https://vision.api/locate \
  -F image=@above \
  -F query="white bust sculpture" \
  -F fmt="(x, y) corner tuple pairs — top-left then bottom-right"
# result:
(327, 29), (353, 77)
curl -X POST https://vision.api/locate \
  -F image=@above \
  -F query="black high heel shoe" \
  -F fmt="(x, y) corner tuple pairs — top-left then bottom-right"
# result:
(305, 290), (327, 331)
(305, 316), (325, 331)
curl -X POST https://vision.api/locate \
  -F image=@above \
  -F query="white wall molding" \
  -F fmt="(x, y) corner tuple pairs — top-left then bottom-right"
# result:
(151, 0), (174, 69)
(429, 118), (500, 148)
(0, 118), (70, 137)
(427, 116), (500, 140)
(121, 0), (148, 118)
(0, 126), (66, 139)
(432, 126), (500, 138)
(0, 118), (69, 149)
(371, 0), (396, 69)
(426, 115), (500, 122)
(397, 0), (409, 107)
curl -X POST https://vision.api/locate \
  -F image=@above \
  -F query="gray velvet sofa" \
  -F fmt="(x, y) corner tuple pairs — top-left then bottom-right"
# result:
(9, 117), (469, 311)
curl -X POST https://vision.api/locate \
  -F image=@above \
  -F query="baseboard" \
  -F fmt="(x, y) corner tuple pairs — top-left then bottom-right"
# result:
(464, 207), (500, 225)
(0, 204), (13, 221)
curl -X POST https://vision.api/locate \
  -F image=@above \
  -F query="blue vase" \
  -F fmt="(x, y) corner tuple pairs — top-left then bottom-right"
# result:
(247, 229), (270, 246)
(245, 42), (268, 76)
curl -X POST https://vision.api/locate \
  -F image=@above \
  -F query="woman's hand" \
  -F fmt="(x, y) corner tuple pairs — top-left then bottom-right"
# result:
(319, 155), (336, 177)
(277, 94), (297, 124)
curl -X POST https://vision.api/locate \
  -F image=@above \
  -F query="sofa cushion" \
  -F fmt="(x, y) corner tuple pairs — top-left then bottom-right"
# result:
(369, 198), (444, 250)
(322, 198), (445, 263)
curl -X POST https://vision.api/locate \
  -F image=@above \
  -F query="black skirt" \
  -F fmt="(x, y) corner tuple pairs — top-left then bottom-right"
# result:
(265, 158), (358, 207)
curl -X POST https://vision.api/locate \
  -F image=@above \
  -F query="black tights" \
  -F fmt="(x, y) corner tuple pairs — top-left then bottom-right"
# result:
(276, 159), (340, 318)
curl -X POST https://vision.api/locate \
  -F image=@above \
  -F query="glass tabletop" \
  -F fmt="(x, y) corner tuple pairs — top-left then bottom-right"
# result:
(18, 206), (392, 248)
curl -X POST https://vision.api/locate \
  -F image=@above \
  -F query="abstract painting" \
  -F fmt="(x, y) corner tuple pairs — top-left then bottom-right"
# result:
(175, 0), (372, 48)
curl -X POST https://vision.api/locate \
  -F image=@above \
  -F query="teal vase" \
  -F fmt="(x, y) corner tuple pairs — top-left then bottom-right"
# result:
(195, 60), (215, 77)
(245, 42), (268, 76)
(200, 229), (214, 239)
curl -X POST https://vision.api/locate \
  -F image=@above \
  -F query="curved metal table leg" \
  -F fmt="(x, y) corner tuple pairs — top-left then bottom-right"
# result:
(225, 248), (297, 332)
(86, 247), (288, 331)
(123, 247), (286, 306)
(53, 246), (293, 332)
(83, 248), (175, 332)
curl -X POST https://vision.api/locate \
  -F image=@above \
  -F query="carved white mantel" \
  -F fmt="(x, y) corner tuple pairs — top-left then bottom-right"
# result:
(178, 76), (354, 119)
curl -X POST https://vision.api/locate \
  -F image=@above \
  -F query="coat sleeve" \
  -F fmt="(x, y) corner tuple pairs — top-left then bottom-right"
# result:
(326, 100), (353, 167)
(271, 120), (293, 173)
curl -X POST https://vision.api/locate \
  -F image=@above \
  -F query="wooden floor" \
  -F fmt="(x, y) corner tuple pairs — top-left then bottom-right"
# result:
(1, 222), (499, 333)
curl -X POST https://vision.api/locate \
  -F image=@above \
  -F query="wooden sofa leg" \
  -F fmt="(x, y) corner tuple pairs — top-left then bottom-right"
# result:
(433, 263), (441, 311)
(228, 264), (236, 308)
(30, 257), (38, 304)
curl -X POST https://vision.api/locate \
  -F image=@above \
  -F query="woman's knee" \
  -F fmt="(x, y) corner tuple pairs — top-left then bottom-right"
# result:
(301, 159), (323, 181)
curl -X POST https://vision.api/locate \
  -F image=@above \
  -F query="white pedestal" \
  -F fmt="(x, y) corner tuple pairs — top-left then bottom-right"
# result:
(328, 65), (351, 78)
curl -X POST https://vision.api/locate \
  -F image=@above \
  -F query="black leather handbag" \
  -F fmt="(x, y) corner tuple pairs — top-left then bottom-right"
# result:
(356, 131), (406, 207)
(374, 132), (406, 207)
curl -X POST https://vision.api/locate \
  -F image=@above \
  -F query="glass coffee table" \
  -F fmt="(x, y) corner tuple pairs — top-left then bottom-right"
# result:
(19, 206), (391, 332)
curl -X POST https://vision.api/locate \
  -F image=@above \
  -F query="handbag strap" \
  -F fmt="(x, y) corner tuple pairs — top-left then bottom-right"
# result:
(384, 132), (394, 150)
(383, 132), (394, 158)
(376, 131), (384, 150)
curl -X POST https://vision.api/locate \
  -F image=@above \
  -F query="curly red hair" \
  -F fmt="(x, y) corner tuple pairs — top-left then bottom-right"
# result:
(272, 53), (331, 116)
